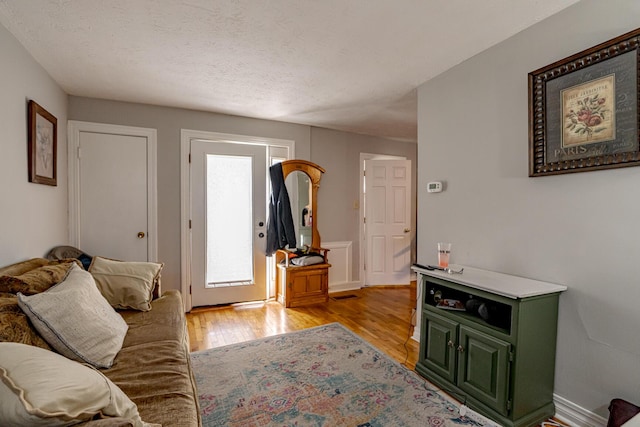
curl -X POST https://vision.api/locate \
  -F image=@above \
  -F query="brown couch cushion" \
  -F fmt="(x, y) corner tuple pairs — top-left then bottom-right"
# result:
(0, 259), (80, 295)
(77, 418), (136, 427)
(103, 290), (201, 426)
(0, 294), (51, 350)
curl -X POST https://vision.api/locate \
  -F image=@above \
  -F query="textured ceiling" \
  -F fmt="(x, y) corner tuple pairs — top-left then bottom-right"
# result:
(0, 0), (579, 142)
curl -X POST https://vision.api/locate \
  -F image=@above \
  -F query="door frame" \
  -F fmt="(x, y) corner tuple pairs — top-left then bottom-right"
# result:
(358, 153), (408, 287)
(180, 129), (294, 311)
(67, 120), (158, 261)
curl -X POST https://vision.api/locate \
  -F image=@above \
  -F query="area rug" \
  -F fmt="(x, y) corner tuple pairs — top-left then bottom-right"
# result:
(190, 323), (498, 427)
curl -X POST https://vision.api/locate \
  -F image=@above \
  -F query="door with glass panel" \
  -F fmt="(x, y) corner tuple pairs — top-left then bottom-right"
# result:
(190, 140), (267, 306)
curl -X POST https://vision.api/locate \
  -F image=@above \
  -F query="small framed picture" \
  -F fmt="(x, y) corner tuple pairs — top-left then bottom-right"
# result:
(28, 100), (57, 186)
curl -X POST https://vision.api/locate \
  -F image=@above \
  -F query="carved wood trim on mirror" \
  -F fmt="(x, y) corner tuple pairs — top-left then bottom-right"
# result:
(275, 160), (331, 307)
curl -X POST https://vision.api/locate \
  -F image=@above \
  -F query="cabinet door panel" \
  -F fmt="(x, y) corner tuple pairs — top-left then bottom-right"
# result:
(306, 272), (324, 294)
(291, 275), (308, 296)
(291, 270), (325, 297)
(458, 325), (510, 415)
(422, 310), (458, 383)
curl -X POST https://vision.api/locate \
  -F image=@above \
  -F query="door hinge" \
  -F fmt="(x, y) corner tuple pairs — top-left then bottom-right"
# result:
(509, 352), (514, 362)
(507, 400), (512, 411)
(189, 285), (192, 295)
(77, 147), (81, 159)
(363, 217), (366, 224)
(189, 220), (192, 229)
(188, 153), (191, 163)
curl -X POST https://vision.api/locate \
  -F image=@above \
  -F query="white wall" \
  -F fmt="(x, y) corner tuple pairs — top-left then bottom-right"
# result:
(417, 0), (640, 418)
(0, 24), (68, 265)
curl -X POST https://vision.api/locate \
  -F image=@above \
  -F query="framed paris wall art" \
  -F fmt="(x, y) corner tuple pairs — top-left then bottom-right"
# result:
(528, 28), (640, 177)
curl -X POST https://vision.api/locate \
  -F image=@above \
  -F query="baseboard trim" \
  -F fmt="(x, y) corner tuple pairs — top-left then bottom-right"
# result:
(328, 282), (361, 293)
(554, 393), (608, 427)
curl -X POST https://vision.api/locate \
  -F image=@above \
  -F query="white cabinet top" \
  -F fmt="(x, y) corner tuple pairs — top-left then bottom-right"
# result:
(412, 265), (567, 299)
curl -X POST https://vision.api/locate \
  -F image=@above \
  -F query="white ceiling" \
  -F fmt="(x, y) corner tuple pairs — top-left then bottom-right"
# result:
(0, 0), (579, 142)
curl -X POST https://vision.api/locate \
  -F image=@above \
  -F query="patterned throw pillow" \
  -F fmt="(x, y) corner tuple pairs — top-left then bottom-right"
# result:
(17, 264), (128, 369)
(0, 258), (50, 277)
(0, 259), (81, 295)
(0, 295), (51, 350)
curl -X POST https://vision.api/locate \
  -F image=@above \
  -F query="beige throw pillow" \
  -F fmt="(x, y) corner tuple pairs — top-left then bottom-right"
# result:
(89, 257), (163, 311)
(17, 264), (128, 369)
(0, 342), (148, 426)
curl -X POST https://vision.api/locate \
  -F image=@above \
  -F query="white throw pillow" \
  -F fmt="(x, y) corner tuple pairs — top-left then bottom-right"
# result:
(89, 256), (163, 311)
(0, 342), (145, 426)
(17, 263), (128, 369)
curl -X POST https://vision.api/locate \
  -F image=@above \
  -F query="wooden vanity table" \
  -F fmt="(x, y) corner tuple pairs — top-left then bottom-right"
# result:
(274, 160), (331, 307)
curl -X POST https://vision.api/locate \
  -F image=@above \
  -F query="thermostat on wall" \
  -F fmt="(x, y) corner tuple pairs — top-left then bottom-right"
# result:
(427, 181), (442, 193)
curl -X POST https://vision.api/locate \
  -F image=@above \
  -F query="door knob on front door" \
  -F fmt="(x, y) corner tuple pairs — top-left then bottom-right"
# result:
(404, 228), (410, 233)
(137, 232), (145, 239)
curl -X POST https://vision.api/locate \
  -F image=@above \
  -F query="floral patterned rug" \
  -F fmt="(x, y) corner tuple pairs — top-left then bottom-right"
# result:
(190, 323), (498, 427)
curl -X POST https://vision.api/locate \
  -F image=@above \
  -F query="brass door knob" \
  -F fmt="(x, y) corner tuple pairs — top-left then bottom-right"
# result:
(137, 232), (145, 239)
(404, 228), (411, 233)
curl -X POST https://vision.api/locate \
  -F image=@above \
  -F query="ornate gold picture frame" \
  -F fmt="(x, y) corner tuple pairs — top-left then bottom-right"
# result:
(528, 28), (640, 177)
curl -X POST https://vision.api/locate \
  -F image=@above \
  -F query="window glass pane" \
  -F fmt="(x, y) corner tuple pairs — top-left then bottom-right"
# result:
(206, 154), (253, 285)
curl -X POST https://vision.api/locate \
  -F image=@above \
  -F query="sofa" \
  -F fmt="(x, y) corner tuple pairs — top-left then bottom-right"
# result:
(0, 257), (201, 426)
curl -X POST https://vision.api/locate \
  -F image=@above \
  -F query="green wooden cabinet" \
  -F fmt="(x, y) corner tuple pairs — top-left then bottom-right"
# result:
(413, 266), (566, 427)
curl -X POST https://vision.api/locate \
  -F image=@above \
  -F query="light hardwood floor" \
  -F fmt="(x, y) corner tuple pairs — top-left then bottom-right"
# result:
(186, 284), (420, 370)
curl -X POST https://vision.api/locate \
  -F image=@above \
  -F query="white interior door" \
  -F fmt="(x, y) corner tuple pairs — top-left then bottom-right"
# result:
(190, 140), (267, 306)
(365, 159), (411, 285)
(69, 122), (157, 262)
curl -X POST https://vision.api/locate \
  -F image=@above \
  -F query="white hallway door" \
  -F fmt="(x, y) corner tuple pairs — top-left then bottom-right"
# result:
(365, 159), (411, 285)
(190, 140), (268, 307)
(68, 121), (157, 262)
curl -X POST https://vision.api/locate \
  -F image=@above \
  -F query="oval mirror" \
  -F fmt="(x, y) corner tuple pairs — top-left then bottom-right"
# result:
(284, 170), (312, 248)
